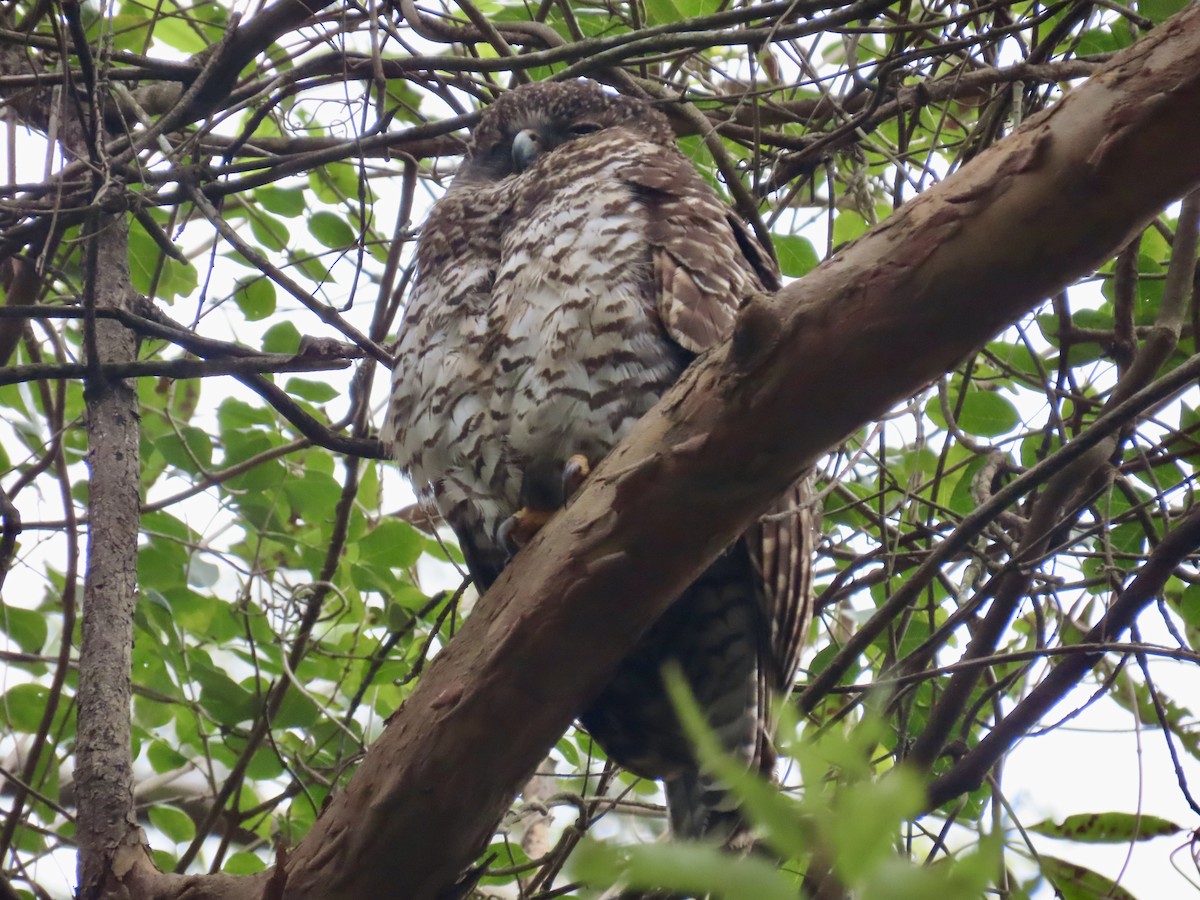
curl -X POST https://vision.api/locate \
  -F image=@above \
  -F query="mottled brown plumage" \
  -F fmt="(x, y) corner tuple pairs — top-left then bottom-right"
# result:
(384, 80), (816, 843)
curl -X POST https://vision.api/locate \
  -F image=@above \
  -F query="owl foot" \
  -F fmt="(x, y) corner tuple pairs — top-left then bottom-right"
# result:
(497, 507), (555, 553)
(498, 454), (594, 553)
(561, 454), (591, 500)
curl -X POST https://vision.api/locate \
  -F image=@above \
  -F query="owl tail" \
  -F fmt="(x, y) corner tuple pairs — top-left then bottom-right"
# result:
(663, 767), (755, 850)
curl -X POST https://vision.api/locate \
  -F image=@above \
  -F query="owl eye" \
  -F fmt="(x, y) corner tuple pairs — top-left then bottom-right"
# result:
(567, 121), (602, 136)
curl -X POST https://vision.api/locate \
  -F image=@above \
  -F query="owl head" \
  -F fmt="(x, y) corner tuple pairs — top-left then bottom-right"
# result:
(461, 80), (676, 182)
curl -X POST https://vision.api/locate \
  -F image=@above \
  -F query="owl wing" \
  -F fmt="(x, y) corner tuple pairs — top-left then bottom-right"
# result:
(623, 145), (780, 353)
(623, 145), (815, 699)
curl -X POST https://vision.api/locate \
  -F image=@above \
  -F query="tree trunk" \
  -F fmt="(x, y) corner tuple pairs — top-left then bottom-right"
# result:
(71, 142), (143, 898)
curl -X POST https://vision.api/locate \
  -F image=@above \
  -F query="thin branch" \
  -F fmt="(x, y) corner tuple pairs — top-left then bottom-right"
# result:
(927, 501), (1200, 808)
(0, 353), (354, 386)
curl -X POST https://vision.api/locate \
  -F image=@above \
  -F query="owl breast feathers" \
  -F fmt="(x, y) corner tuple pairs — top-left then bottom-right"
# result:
(385, 79), (816, 844)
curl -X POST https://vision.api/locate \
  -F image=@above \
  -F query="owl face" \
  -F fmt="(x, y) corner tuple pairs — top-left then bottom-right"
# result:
(460, 80), (676, 183)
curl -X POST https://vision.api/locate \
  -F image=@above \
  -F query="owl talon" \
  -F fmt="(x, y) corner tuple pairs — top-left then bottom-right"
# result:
(562, 454), (591, 500)
(498, 455), (593, 554)
(498, 506), (555, 554)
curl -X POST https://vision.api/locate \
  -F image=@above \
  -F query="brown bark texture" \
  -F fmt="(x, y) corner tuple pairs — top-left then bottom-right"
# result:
(113, 3), (1200, 898)
(277, 7), (1200, 899)
(75, 205), (143, 891)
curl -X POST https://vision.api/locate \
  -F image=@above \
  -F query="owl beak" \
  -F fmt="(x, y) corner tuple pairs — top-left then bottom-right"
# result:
(512, 129), (541, 173)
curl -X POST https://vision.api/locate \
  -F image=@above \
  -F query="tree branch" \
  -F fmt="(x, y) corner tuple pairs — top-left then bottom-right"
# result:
(0, 354), (353, 386)
(926, 499), (1200, 808)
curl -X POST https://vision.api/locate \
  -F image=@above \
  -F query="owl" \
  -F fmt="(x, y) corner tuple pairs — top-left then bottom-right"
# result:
(384, 79), (815, 844)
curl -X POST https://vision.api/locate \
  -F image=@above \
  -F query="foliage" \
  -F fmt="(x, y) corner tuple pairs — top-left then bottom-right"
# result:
(1, 0), (1199, 896)
(575, 670), (1000, 899)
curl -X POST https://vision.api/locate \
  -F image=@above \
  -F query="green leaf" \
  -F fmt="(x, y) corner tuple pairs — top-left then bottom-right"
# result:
(157, 254), (199, 303)
(480, 841), (531, 885)
(125, 214), (198, 302)
(829, 772), (925, 883)
(256, 186), (306, 217)
(555, 735), (580, 768)
(244, 745), (286, 780)
(1037, 854), (1138, 900)
(138, 540), (188, 593)
(861, 840), (1002, 900)
(1, 604), (47, 654)
(134, 693), (174, 729)
(663, 666), (809, 854)
(986, 339), (1043, 380)
(1075, 27), (1120, 56)
(233, 278), (277, 321)
(223, 851), (268, 874)
(192, 662), (258, 726)
(263, 321), (303, 354)
(641, 0), (681, 25)
(832, 209), (869, 246)
(956, 390), (1020, 436)
(309, 163), (362, 204)
(218, 397), (276, 431)
(284, 378), (339, 403)
(572, 839), (797, 900)
(148, 805), (196, 844)
(389, 584), (436, 614)
(153, 16), (210, 53)
(1021, 430), (1062, 468)
(248, 213), (289, 252)
(673, 0), (721, 15)
(1030, 812), (1183, 843)
(2, 683), (50, 732)
(186, 557), (220, 589)
(1178, 583), (1200, 631)
(946, 455), (988, 516)
(773, 233), (819, 278)
(282, 468), (343, 521)
(1109, 521), (1146, 557)
(143, 508), (194, 542)
(127, 219), (165, 297)
(148, 740), (190, 774)
(157, 425), (214, 472)
(1140, 0), (1188, 23)
(358, 518), (424, 570)
(296, 254), (332, 285)
(109, 11), (152, 53)
(308, 211), (356, 249)
(273, 689), (321, 730)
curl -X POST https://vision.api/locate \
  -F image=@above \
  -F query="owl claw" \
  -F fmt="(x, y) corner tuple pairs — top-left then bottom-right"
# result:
(562, 454), (591, 500)
(498, 507), (555, 554)
(499, 455), (593, 554)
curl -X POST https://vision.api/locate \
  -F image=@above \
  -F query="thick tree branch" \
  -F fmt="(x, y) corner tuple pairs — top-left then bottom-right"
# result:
(265, 7), (1200, 900)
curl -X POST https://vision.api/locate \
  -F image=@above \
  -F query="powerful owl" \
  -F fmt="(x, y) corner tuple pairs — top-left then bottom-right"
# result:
(384, 79), (815, 843)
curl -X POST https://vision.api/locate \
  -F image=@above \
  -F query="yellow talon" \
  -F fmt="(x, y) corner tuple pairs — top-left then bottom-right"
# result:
(563, 454), (591, 499)
(499, 454), (592, 553)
